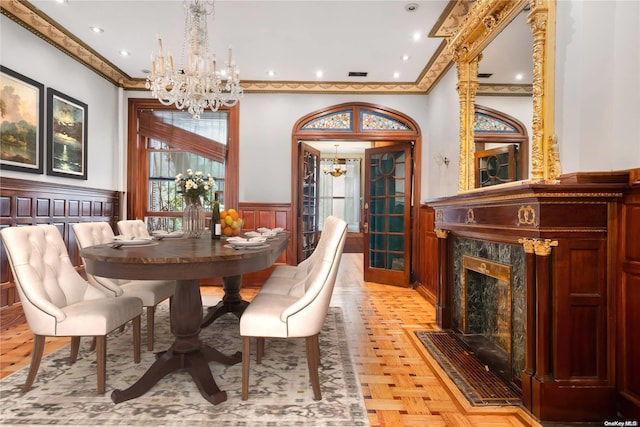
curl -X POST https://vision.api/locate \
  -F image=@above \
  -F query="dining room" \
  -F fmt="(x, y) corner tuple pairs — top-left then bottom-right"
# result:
(1, 1), (639, 426)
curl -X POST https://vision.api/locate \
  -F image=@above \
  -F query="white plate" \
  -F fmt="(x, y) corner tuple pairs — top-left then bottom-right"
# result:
(244, 231), (262, 238)
(152, 231), (183, 239)
(225, 243), (270, 250)
(112, 239), (156, 247)
(229, 238), (267, 247)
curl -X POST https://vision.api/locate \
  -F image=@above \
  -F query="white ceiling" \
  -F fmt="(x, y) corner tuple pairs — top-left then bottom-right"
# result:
(28, 0), (531, 86)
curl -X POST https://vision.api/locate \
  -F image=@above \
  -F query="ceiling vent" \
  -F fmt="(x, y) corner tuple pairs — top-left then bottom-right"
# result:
(478, 73), (493, 78)
(348, 72), (368, 77)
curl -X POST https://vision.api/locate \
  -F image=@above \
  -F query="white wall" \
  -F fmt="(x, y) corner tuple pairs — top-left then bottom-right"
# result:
(555, 0), (640, 173)
(237, 93), (429, 203)
(422, 67), (460, 199)
(1, 16), (122, 190)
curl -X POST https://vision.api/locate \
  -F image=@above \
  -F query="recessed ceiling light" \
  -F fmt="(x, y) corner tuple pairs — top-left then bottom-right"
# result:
(119, 50), (130, 57)
(402, 55), (410, 61)
(56, 0), (68, 4)
(405, 3), (419, 12)
(393, 72), (400, 79)
(267, 70), (276, 77)
(90, 26), (104, 33)
(515, 73), (524, 81)
(316, 70), (323, 79)
(141, 69), (151, 74)
(412, 32), (421, 41)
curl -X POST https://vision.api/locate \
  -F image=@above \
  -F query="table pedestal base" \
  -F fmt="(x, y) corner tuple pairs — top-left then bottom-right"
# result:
(112, 278), (240, 405)
(201, 275), (249, 327)
(111, 345), (241, 405)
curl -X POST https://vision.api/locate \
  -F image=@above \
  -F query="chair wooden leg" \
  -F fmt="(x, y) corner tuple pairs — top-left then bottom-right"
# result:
(256, 337), (265, 364)
(89, 336), (96, 351)
(306, 334), (322, 400)
(132, 315), (141, 364)
(146, 306), (155, 351)
(242, 336), (251, 400)
(22, 335), (45, 393)
(95, 335), (106, 394)
(70, 336), (81, 363)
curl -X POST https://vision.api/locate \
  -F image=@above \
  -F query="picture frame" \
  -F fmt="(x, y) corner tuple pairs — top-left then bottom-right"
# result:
(47, 88), (88, 179)
(0, 66), (45, 174)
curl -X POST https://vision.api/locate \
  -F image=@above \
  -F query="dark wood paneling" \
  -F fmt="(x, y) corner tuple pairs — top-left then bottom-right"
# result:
(415, 205), (437, 304)
(618, 178), (640, 419)
(0, 177), (120, 329)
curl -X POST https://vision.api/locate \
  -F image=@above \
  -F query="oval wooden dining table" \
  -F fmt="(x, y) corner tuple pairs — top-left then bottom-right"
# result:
(80, 233), (289, 405)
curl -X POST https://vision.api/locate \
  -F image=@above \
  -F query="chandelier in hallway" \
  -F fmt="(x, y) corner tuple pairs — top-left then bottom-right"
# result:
(146, 0), (243, 119)
(323, 145), (348, 177)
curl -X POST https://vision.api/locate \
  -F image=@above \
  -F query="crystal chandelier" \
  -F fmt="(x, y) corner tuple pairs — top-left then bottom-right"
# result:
(146, 0), (243, 119)
(323, 145), (348, 177)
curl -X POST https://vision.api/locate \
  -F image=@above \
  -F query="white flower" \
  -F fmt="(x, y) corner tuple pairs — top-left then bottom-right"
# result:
(176, 168), (216, 202)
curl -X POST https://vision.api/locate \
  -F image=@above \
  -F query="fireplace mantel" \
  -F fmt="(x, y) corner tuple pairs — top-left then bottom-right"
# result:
(426, 171), (633, 423)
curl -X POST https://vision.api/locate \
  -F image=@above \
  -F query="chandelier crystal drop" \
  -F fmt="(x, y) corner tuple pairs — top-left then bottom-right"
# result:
(146, 0), (243, 119)
(323, 145), (348, 177)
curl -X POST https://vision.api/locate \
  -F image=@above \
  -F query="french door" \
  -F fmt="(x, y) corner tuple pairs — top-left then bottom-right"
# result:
(297, 142), (321, 261)
(363, 143), (413, 286)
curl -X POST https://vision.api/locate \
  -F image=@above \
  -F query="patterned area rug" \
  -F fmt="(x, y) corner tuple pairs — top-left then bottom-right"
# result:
(0, 306), (369, 426)
(415, 330), (521, 407)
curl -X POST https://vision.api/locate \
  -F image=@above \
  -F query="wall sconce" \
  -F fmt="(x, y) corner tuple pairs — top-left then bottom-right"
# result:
(434, 153), (450, 167)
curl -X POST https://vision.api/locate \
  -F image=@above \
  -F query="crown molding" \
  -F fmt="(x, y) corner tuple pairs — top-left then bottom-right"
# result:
(3, 0), (517, 96)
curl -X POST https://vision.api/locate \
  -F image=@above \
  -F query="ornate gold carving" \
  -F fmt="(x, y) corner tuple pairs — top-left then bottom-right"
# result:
(465, 208), (476, 224)
(451, 0), (557, 190)
(434, 228), (450, 239)
(517, 205), (536, 226)
(518, 238), (536, 254)
(548, 134), (562, 180)
(534, 239), (558, 256)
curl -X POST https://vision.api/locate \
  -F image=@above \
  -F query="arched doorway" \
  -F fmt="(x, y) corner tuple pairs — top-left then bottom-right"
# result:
(291, 102), (422, 287)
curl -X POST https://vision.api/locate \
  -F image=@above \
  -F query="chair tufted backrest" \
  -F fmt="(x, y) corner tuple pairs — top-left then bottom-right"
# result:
(282, 216), (347, 337)
(72, 222), (126, 295)
(291, 215), (344, 281)
(117, 219), (150, 238)
(0, 225), (107, 335)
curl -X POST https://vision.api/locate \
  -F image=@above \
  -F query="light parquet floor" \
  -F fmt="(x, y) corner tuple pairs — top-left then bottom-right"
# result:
(0, 253), (542, 427)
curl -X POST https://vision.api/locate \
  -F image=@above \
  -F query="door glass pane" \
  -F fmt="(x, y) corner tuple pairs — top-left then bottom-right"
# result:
(368, 149), (406, 270)
(301, 150), (319, 260)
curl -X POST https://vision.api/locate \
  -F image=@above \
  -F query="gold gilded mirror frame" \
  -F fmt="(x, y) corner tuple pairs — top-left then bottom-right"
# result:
(449, 0), (557, 191)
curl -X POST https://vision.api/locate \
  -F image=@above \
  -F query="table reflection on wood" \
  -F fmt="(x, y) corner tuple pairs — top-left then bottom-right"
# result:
(80, 233), (289, 405)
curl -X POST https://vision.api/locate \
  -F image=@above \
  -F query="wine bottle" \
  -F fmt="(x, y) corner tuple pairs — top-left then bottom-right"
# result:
(211, 192), (221, 240)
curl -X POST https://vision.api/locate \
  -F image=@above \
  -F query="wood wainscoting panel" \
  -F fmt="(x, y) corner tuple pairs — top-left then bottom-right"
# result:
(415, 205), (437, 304)
(0, 177), (121, 329)
(618, 176), (640, 419)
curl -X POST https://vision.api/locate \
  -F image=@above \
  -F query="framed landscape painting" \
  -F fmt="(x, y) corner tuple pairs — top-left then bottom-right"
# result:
(47, 88), (88, 179)
(0, 66), (45, 174)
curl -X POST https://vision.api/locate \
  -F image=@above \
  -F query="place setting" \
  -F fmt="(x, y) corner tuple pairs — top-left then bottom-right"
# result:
(150, 230), (185, 240)
(110, 235), (157, 248)
(224, 235), (270, 250)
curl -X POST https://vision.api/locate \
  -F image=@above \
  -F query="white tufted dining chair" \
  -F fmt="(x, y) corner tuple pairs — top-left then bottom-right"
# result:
(73, 222), (176, 351)
(116, 219), (150, 239)
(260, 216), (345, 294)
(0, 225), (142, 394)
(239, 216), (347, 400)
